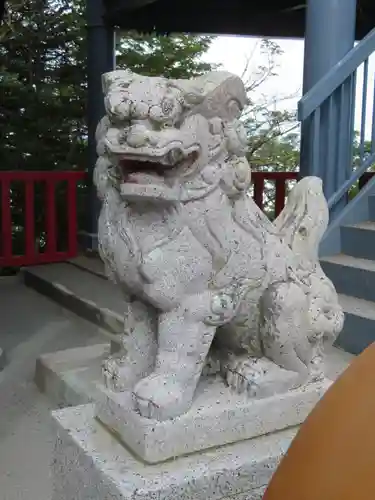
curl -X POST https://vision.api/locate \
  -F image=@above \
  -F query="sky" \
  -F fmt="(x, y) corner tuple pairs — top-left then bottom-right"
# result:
(204, 36), (304, 113)
(203, 36), (375, 140)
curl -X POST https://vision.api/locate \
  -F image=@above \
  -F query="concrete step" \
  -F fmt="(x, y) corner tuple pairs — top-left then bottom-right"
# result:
(336, 294), (375, 354)
(340, 221), (375, 260)
(321, 254), (375, 303)
(69, 255), (106, 280)
(35, 344), (109, 408)
(24, 259), (371, 356)
(23, 262), (124, 339)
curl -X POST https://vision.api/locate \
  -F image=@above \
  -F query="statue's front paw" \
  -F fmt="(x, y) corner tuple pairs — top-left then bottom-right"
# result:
(133, 374), (194, 421)
(102, 356), (133, 392)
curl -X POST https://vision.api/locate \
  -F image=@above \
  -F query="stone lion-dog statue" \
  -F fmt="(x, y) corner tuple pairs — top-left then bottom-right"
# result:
(94, 69), (344, 421)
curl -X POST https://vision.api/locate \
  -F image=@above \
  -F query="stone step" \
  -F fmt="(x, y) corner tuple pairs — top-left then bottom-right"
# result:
(340, 221), (375, 260)
(321, 252), (375, 353)
(35, 343), (109, 408)
(336, 294), (375, 354)
(23, 262), (124, 339)
(24, 257), (367, 357)
(321, 253), (375, 303)
(69, 255), (107, 280)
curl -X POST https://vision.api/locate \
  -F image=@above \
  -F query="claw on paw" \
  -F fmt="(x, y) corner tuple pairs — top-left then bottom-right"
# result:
(226, 357), (264, 397)
(102, 356), (132, 392)
(226, 356), (301, 398)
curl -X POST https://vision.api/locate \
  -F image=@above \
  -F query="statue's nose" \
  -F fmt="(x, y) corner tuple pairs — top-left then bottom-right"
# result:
(126, 123), (149, 148)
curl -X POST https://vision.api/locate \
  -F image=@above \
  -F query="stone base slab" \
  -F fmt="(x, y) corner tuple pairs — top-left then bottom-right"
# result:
(35, 343), (110, 407)
(96, 377), (330, 463)
(52, 403), (296, 500)
(35, 344), (330, 464)
(35, 343), (350, 411)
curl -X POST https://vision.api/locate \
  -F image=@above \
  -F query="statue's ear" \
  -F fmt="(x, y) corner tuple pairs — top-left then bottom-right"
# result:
(188, 76), (247, 122)
(101, 69), (135, 95)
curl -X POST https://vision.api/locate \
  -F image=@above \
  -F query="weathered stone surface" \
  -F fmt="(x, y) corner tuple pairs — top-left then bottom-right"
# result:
(96, 378), (330, 463)
(94, 68), (344, 423)
(50, 68), (346, 499)
(52, 404), (296, 500)
(0, 347), (6, 370)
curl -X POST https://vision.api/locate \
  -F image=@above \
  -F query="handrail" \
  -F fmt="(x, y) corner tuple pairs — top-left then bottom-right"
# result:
(298, 27), (375, 121)
(327, 152), (375, 209)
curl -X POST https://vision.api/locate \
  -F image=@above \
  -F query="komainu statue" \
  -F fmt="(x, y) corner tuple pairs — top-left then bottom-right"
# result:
(94, 69), (344, 422)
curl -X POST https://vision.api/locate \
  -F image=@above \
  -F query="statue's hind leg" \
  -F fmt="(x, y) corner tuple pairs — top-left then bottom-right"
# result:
(261, 282), (313, 378)
(225, 281), (313, 397)
(133, 292), (216, 421)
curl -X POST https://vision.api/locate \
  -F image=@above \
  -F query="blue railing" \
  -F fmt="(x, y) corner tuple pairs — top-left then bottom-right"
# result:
(298, 27), (375, 212)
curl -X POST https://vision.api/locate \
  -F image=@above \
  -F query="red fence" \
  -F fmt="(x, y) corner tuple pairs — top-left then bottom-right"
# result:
(251, 171), (298, 218)
(1, 169), (375, 268)
(0, 171), (85, 268)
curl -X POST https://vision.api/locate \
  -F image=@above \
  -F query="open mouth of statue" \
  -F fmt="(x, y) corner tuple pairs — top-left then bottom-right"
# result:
(119, 149), (199, 187)
(120, 159), (172, 185)
(118, 148), (199, 202)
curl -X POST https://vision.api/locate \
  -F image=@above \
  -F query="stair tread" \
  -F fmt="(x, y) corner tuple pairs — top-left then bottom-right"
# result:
(26, 262), (375, 328)
(69, 255), (106, 279)
(25, 263), (124, 319)
(342, 220), (375, 231)
(321, 253), (375, 271)
(339, 294), (375, 320)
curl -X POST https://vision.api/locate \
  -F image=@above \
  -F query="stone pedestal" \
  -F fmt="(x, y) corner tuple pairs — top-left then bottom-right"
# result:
(45, 345), (332, 498)
(52, 404), (296, 500)
(96, 378), (330, 463)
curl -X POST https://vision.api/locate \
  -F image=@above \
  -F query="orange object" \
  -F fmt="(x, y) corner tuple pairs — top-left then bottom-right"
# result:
(263, 343), (375, 500)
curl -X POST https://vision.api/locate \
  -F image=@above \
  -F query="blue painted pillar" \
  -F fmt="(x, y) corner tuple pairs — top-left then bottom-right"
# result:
(84, 0), (115, 250)
(300, 0), (357, 213)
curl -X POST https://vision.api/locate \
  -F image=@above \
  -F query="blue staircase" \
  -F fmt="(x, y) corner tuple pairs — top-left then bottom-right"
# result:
(298, 28), (375, 354)
(320, 207), (375, 355)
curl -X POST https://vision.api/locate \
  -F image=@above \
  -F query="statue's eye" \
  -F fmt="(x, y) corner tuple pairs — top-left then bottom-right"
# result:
(161, 97), (175, 115)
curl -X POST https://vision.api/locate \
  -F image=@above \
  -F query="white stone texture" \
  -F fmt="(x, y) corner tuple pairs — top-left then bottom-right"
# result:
(35, 343), (352, 409)
(94, 68), (344, 423)
(52, 403), (296, 500)
(96, 377), (330, 463)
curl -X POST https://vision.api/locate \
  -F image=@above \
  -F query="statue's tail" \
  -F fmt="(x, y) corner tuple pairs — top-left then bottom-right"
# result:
(275, 177), (344, 344)
(274, 176), (329, 263)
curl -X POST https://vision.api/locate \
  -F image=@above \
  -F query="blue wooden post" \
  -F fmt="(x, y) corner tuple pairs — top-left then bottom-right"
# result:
(300, 0), (357, 214)
(84, 0), (115, 250)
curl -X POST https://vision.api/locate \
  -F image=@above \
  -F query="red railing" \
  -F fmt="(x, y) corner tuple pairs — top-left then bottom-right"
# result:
(1, 169), (375, 269)
(0, 171), (85, 268)
(251, 171), (298, 218)
(251, 171), (375, 218)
